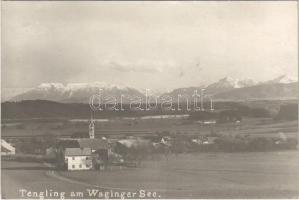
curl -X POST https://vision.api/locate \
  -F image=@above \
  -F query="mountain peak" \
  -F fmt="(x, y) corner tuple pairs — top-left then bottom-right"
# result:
(208, 77), (255, 90)
(37, 83), (65, 90)
(36, 82), (134, 92)
(265, 75), (297, 84)
(66, 82), (109, 90)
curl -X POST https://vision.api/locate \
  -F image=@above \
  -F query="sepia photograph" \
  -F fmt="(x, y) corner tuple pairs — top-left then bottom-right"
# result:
(1, 1), (298, 199)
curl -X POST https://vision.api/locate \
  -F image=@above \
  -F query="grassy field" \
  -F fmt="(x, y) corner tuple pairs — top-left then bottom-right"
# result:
(59, 151), (299, 198)
(2, 151), (298, 199)
(1, 161), (93, 199)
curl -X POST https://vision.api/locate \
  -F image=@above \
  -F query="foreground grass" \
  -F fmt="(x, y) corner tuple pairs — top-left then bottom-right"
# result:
(59, 151), (299, 198)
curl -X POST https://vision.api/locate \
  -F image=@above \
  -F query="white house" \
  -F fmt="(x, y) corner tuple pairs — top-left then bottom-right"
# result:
(64, 148), (92, 170)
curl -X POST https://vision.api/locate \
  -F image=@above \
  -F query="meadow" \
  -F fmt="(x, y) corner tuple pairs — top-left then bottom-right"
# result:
(2, 151), (298, 198)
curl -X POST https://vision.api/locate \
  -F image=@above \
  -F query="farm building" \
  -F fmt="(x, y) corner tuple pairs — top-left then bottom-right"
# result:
(56, 138), (110, 170)
(64, 148), (92, 170)
(78, 138), (110, 153)
(1, 139), (15, 156)
(78, 138), (110, 170)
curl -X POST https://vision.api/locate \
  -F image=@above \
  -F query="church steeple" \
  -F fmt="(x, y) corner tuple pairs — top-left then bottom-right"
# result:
(89, 112), (95, 139)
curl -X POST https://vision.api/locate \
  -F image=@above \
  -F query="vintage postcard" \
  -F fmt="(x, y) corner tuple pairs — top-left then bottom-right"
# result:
(1, 1), (298, 199)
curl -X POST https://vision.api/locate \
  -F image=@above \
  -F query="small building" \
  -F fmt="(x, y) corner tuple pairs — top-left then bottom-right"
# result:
(78, 138), (110, 170)
(64, 148), (92, 170)
(1, 139), (15, 156)
(191, 136), (218, 145)
(56, 138), (110, 170)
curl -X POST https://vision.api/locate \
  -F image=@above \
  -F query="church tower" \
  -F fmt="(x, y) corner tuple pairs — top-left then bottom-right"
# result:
(89, 112), (95, 139)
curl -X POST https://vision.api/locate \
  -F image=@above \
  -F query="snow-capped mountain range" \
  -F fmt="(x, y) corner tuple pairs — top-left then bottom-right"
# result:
(207, 77), (256, 89)
(204, 77), (256, 95)
(10, 82), (144, 103)
(36, 82), (135, 92)
(7, 75), (298, 103)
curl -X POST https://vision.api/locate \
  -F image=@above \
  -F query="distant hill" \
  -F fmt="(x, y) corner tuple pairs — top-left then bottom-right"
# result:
(1, 100), (89, 119)
(1, 100), (147, 120)
(2, 99), (296, 120)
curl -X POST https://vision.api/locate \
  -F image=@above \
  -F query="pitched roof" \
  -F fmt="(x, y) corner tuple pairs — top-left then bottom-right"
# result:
(57, 139), (80, 148)
(1, 139), (15, 152)
(77, 139), (109, 150)
(65, 148), (91, 156)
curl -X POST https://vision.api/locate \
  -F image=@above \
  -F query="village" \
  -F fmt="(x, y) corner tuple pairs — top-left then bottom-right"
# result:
(2, 103), (297, 173)
(1, 112), (222, 171)
(1, 106), (298, 199)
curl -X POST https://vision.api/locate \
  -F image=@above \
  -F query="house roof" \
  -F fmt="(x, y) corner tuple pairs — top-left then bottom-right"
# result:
(57, 139), (80, 148)
(65, 148), (91, 156)
(77, 138), (109, 150)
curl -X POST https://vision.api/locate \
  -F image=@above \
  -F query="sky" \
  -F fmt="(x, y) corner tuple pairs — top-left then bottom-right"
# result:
(2, 1), (298, 93)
